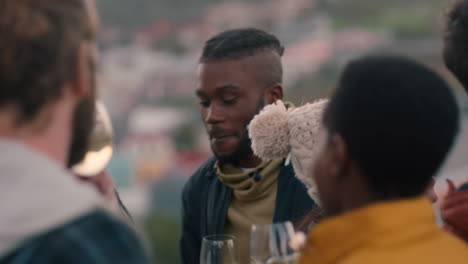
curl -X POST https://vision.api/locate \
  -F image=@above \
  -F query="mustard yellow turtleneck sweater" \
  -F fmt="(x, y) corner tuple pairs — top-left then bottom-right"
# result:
(216, 159), (284, 264)
(299, 196), (468, 264)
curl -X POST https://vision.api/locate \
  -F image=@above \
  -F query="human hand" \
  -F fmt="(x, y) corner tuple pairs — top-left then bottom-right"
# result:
(441, 179), (468, 242)
(75, 169), (116, 202)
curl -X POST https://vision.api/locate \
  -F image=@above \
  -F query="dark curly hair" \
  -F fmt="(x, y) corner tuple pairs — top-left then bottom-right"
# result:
(200, 28), (284, 86)
(324, 55), (460, 199)
(200, 28), (284, 61)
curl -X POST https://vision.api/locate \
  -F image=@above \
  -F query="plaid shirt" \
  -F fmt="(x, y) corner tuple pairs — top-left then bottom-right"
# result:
(0, 210), (150, 264)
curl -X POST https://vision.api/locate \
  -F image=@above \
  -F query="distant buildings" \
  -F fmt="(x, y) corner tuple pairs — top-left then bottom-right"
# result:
(98, 0), (392, 189)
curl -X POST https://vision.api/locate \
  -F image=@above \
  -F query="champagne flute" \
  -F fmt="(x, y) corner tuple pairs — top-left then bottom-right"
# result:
(72, 101), (113, 177)
(200, 235), (238, 264)
(71, 101), (132, 221)
(250, 221), (300, 264)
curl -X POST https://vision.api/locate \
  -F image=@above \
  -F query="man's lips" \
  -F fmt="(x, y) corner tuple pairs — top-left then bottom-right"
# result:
(211, 134), (232, 139)
(208, 130), (236, 143)
(208, 128), (234, 139)
(210, 134), (235, 142)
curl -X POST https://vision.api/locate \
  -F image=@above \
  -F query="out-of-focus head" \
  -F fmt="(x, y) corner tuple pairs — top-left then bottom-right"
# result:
(196, 28), (284, 164)
(313, 56), (460, 217)
(0, 0), (99, 167)
(444, 0), (468, 92)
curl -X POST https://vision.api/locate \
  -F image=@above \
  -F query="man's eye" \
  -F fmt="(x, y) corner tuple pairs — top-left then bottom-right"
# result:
(222, 97), (237, 105)
(199, 101), (210, 107)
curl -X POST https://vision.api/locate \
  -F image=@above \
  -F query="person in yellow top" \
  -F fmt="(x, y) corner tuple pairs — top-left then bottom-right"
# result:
(299, 56), (468, 264)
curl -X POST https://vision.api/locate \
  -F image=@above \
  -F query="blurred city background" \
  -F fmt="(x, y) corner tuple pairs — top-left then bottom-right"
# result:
(94, 0), (467, 262)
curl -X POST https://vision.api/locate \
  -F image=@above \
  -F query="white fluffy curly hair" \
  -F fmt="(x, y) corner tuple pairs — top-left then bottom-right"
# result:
(248, 99), (328, 203)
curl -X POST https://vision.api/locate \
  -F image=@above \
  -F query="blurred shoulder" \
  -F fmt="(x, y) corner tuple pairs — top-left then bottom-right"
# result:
(2, 210), (150, 264)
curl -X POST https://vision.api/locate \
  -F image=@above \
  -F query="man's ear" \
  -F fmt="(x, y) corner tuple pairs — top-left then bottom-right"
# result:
(329, 134), (350, 181)
(265, 83), (283, 104)
(71, 42), (92, 98)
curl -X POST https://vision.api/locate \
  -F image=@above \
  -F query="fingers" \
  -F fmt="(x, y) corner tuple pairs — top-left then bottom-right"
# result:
(95, 170), (116, 200)
(73, 169), (116, 201)
(443, 203), (468, 226)
(446, 179), (457, 194)
(442, 190), (468, 211)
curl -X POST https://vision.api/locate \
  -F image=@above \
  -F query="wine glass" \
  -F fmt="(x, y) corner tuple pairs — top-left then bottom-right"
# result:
(250, 221), (300, 264)
(200, 235), (238, 264)
(71, 101), (132, 221)
(72, 100), (113, 177)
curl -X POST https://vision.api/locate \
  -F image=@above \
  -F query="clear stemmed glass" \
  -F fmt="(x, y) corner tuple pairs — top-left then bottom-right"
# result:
(72, 100), (113, 177)
(200, 235), (239, 264)
(250, 221), (300, 264)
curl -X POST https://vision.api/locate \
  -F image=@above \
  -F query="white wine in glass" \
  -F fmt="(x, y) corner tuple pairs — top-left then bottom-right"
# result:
(71, 101), (133, 221)
(72, 101), (113, 177)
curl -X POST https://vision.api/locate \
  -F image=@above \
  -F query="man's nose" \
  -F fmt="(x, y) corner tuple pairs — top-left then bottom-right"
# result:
(205, 104), (225, 124)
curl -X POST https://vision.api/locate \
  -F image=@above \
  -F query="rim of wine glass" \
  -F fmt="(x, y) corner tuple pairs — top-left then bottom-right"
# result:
(95, 101), (114, 136)
(203, 234), (236, 242)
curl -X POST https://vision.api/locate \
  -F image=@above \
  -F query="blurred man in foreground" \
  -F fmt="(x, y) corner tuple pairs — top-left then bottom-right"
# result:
(300, 56), (468, 263)
(442, 0), (468, 242)
(180, 28), (315, 264)
(0, 0), (149, 263)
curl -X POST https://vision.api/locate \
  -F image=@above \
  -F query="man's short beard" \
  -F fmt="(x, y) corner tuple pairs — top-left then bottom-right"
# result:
(214, 129), (252, 166)
(214, 97), (266, 166)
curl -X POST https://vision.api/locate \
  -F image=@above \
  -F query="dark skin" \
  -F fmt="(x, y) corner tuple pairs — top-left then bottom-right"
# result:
(314, 131), (441, 217)
(312, 132), (378, 217)
(196, 54), (283, 168)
